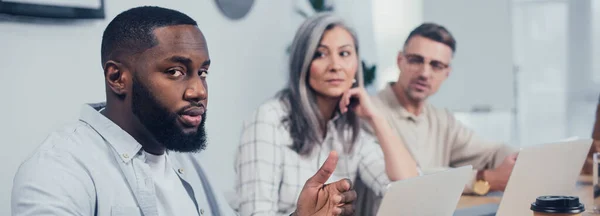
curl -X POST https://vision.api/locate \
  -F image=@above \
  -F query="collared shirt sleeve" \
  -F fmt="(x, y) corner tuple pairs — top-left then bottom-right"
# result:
(234, 104), (286, 216)
(355, 132), (392, 196)
(444, 109), (514, 193)
(12, 136), (95, 216)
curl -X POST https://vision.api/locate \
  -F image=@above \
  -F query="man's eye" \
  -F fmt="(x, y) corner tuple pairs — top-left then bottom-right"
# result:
(408, 57), (423, 64)
(200, 71), (208, 78)
(167, 69), (184, 77)
(432, 64), (444, 70)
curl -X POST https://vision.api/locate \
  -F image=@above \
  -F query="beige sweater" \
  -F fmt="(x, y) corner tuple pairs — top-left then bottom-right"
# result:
(368, 84), (515, 193)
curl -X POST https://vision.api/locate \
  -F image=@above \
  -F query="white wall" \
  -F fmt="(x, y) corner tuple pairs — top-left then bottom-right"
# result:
(332, 0), (377, 66)
(423, 0), (514, 113)
(0, 0), (292, 214)
(511, 0), (597, 146)
(512, 0), (569, 146)
(371, 0), (424, 92)
(565, 0), (596, 140)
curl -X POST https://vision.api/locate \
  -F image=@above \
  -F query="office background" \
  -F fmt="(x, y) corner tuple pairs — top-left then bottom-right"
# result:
(0, 0), (598, 214)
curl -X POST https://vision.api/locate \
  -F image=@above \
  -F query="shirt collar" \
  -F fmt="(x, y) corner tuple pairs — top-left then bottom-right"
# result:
(78, 102), (142, 163)
(378, 83), (427, 122)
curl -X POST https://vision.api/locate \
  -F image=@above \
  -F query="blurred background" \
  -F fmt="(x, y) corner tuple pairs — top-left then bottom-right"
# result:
(0, 0), (598, 214)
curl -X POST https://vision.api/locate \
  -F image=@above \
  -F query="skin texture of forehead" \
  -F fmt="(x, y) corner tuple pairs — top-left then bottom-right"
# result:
(146, 25), (208, 59)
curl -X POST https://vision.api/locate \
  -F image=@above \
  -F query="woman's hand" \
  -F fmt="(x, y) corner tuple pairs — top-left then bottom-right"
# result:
(339, 87), (381, 123)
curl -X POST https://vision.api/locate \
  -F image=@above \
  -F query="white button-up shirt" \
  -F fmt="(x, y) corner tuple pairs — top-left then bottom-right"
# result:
(11, 104), (236, 216)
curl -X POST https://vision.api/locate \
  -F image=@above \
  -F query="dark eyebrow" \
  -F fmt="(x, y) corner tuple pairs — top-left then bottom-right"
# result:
(201, 59), (211, 67)
(167, 56), (193, 68)
(404, 53), (424, 59)
(166, 56), (211, 68)
(317, 44), (329, 49)
(405, 53), (449, 68)
(318, 44), (353, 49)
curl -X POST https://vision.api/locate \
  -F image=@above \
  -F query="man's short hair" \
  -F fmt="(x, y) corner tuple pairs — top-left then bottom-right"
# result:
(100, 6), (197, 68)
(404, 23), (456, 53)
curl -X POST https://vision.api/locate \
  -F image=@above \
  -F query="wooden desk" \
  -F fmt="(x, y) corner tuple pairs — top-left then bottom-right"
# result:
(457, 175), (598, 215)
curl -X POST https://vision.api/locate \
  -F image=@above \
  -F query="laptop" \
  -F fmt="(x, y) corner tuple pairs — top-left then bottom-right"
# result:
(453, 138), (592, 216)
(377, 165), (472, 216)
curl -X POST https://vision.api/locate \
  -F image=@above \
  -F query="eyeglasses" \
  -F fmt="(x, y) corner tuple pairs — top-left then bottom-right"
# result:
(403, 53), (450, 73)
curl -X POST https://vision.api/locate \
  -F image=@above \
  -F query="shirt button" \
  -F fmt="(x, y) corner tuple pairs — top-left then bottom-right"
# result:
(200, 209), (204, 215)
(122, 153), (129, 159)
(178, 168), (184, 174)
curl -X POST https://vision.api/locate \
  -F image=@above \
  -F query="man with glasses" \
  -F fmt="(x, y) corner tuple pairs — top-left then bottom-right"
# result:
(369, 23), (516, 195)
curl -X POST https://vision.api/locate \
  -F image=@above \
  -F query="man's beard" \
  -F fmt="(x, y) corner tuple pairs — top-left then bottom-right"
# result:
(131, 77), (207, 153)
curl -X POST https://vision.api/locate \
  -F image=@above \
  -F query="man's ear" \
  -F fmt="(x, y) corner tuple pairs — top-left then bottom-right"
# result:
(104, 60), (130, 97)
(397, 51), (404, 67)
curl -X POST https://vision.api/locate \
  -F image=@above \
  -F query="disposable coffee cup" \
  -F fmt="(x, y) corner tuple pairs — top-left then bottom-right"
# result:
(530, 196), (585, 216)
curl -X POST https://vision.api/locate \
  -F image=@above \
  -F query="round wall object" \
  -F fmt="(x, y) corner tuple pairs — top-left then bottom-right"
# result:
(214, 0), (255, 20)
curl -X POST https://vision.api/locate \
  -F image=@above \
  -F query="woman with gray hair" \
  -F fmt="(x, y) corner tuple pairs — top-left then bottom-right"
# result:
(233, 13), (418, 216)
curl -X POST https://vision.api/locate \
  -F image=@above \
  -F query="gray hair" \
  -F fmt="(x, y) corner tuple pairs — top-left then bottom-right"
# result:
(278, 13), (363, 155)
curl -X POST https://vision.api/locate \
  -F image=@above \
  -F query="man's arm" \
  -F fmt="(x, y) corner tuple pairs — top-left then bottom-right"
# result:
(12, 149), (95, 216)
(445, 111), (516, 193)
(339, 87), (419, 181)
